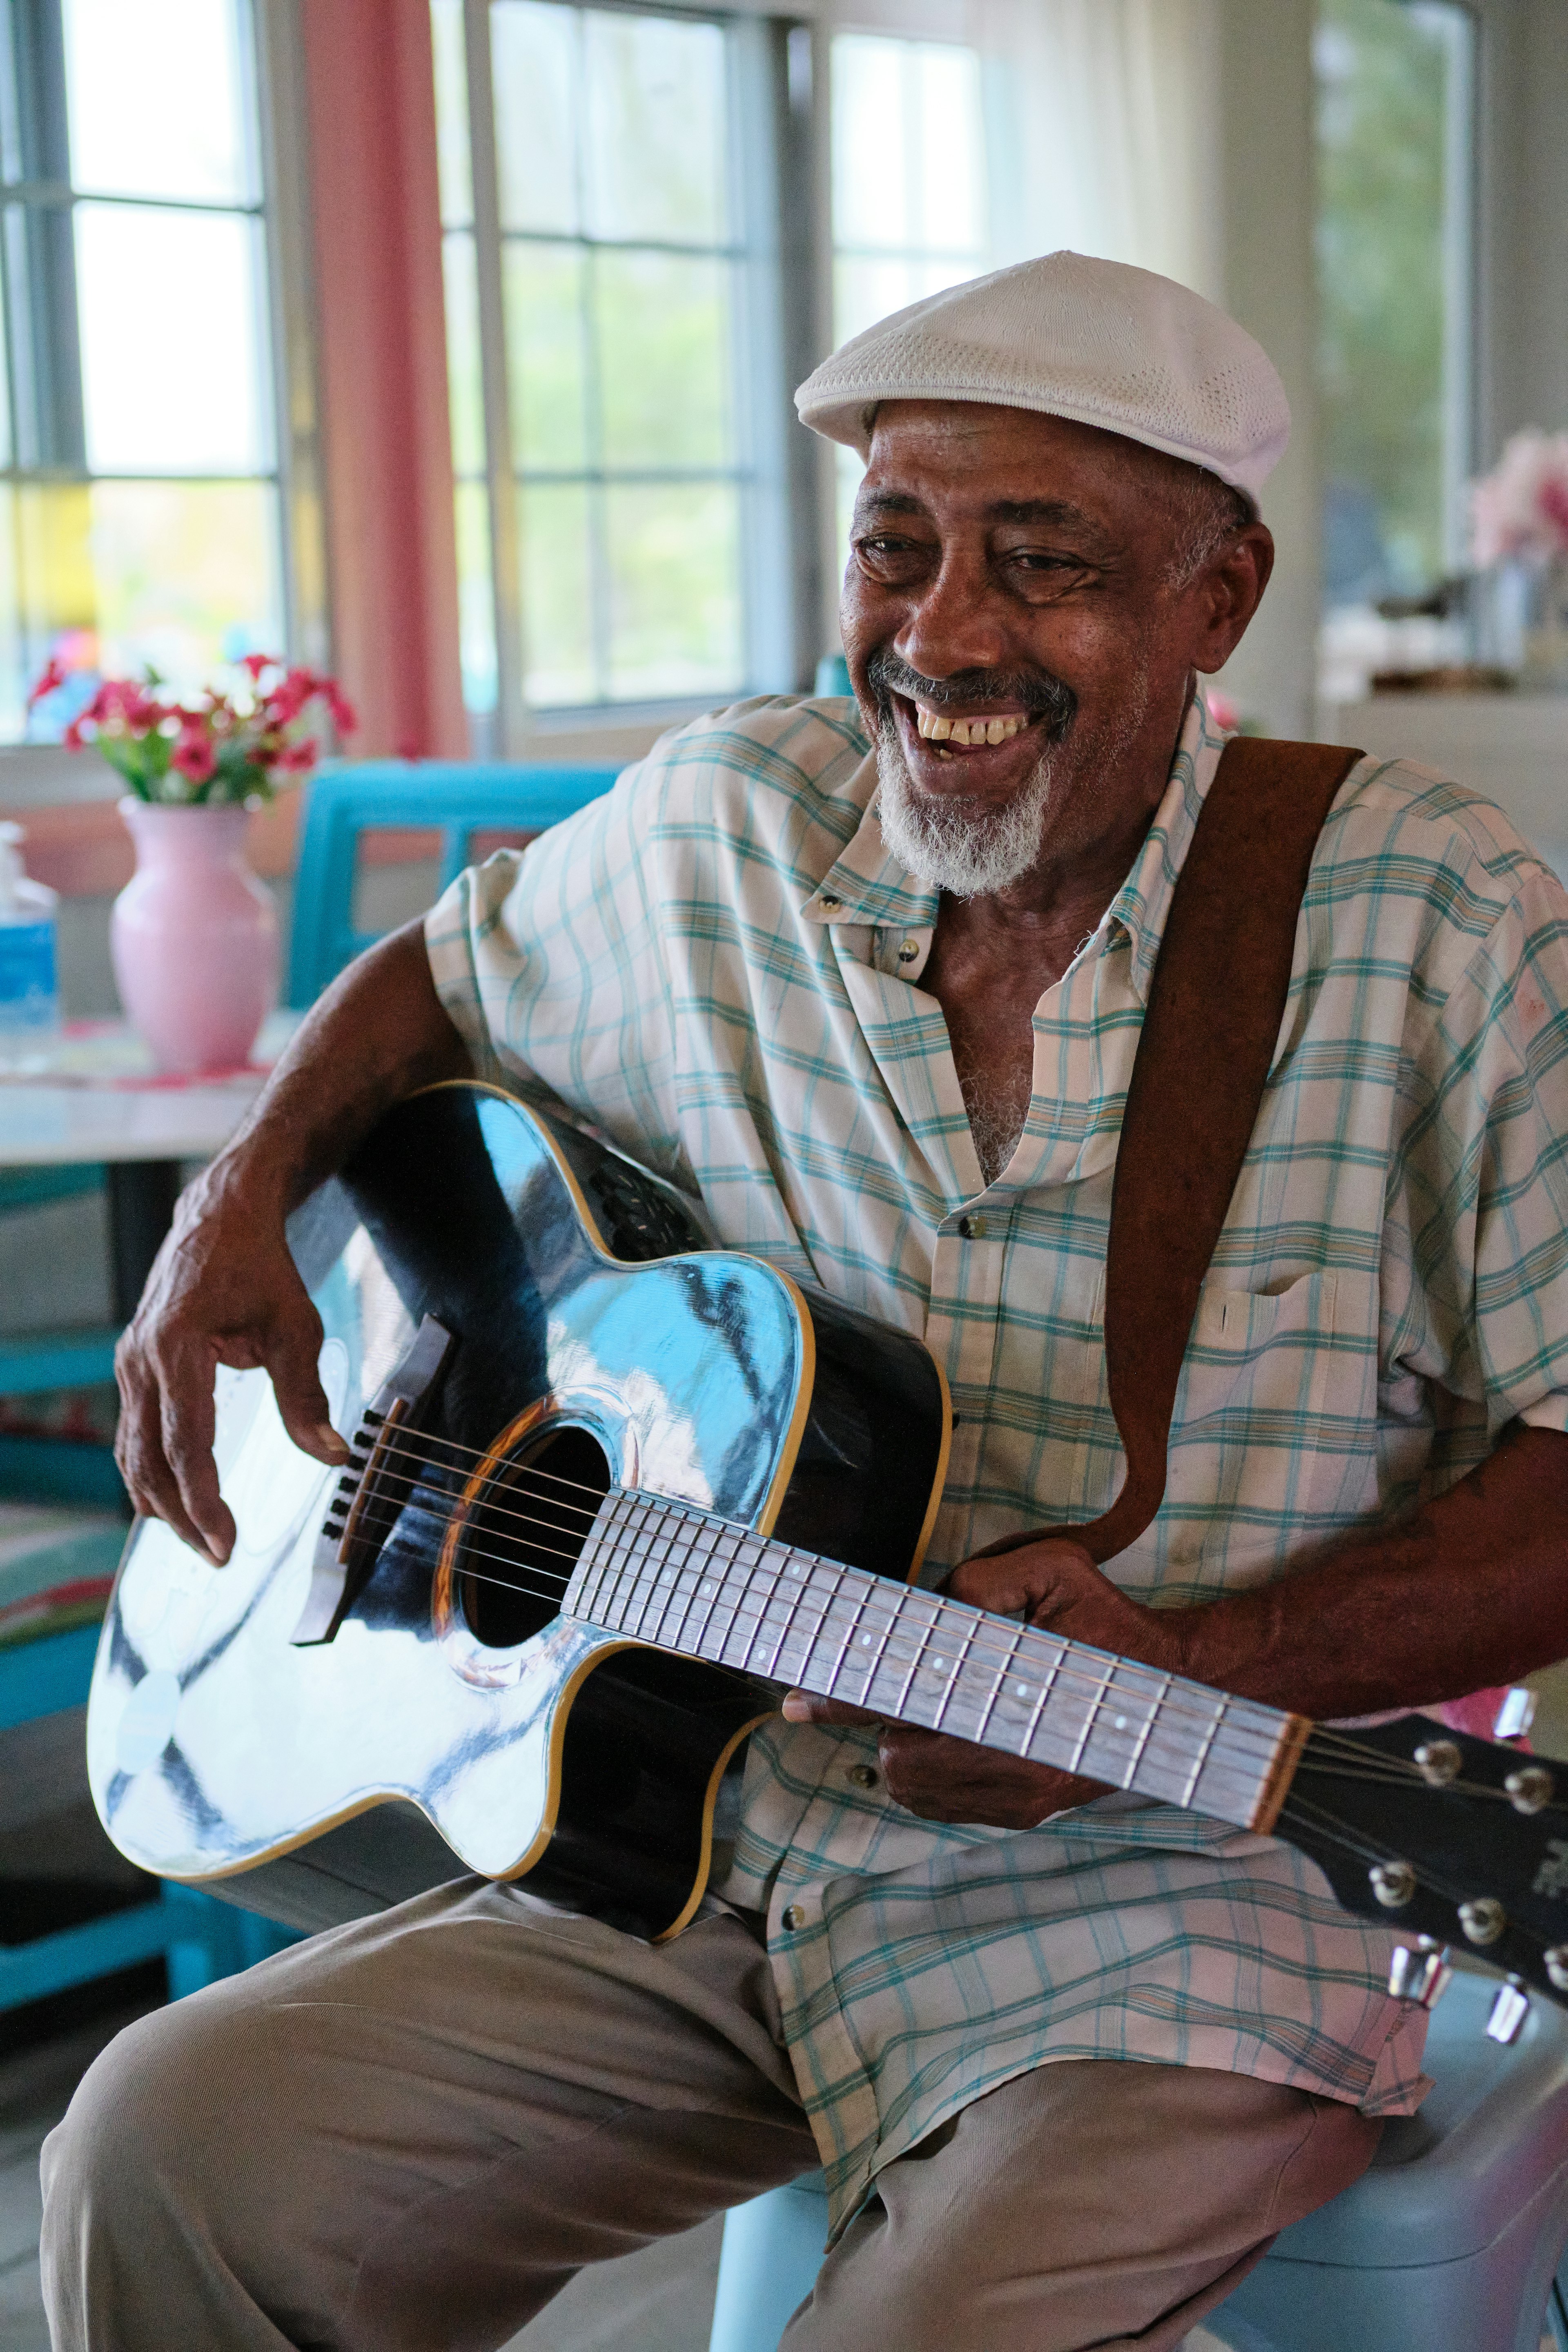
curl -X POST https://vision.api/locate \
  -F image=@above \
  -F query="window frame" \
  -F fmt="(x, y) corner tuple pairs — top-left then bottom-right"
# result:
(450, 0), (825, 754)
(0, 0), (327, 770)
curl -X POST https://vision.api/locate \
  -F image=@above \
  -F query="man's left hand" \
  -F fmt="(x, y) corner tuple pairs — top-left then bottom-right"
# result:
(782, 1536), (1185, 1827)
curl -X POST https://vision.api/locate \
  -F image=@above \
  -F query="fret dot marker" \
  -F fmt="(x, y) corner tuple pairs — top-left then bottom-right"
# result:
(700, 1582), (714, 1597)
(1016, 1683), (1029, 1697)
(1114, 1715), (1127, 1731)
(860, 1634), (873, 1647)
(932, 1659), (945, 1673)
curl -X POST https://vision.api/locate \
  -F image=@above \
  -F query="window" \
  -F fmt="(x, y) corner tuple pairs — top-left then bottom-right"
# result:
(2, 0), (283, 743)
(434, 0), (795, 741)
(829, 34), (989, 562)
(1316, 0), (1475, 690)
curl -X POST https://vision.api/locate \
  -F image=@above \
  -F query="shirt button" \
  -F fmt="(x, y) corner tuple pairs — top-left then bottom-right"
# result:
(818, 893), (841, 910)
(781, 1902), (808, 1931)
(849, 1764), (880, 1789)
(898, 938), (919, 963)
(956, 1213), (986, 1239)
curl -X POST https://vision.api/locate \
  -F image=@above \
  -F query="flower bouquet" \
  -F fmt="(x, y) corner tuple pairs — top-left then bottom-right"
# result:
(1469, 433), (1568, 688)
(27, 652), (356, 803)
(25, 653), (356, 1073)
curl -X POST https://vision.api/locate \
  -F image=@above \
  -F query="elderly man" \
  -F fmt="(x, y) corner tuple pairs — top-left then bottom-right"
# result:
(42, 254), (1568, 2352)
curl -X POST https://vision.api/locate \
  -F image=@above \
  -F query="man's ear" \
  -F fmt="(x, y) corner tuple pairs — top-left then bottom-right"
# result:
(1194, 523), (1274, 674)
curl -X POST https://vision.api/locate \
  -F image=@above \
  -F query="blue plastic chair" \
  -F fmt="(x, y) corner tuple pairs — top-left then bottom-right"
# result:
(287, 760), (621, 1006)
(709, 1970), (1568, 2352)
(813, 655), (851, 697)
(0, 1167), (120, 1468)
(0, 1623), (299, 2015)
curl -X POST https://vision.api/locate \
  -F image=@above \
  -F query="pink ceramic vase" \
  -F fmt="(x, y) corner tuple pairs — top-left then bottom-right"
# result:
(111, 799), (280, 1075)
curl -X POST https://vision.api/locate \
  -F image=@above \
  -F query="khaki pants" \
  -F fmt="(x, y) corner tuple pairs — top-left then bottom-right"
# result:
(40, 1879), (1381, 2352)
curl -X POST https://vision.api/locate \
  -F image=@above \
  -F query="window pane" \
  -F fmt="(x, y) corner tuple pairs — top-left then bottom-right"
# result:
(834, 256), (922, 348)
(89, 479), (282, 682)
(455, 480), (497, 714)
(911, 49), (986, 254)
(12, 479), (281, 737)
(596, 251), (731, 472)
(520, 480), (594, 704)
(431, 0), (475, 229)
(76, 205), (269, 474)
(584, 11), (727, 247)
(492, 0), (579, 236)
(503, 241), (588, 472)
(62, 0), (256, 204)
(443, 231), (486, 479)
(1316, 0), (1472, 604)
(833, 37), (909, 252)
(605, 481), (739, 702)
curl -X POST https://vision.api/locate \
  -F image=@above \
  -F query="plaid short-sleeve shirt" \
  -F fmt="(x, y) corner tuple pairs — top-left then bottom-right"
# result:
(426, 688), (1568, 2233)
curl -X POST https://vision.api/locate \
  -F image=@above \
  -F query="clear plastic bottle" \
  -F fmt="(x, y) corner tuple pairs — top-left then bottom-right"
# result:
(0, 819), (61, 1049)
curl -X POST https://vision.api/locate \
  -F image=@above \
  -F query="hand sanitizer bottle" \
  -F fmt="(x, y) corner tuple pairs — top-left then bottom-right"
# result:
(0, 820), (60, 1048)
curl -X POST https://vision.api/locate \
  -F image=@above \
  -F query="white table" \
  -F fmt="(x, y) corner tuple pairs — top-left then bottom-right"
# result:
(0, 1012), (298, 1318)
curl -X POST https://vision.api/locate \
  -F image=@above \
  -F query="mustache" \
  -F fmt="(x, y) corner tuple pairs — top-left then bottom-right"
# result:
(864, 649), (1077, 739)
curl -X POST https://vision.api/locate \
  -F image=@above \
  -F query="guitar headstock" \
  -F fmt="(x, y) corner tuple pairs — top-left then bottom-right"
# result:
(1278, 1711), (1568, 2033)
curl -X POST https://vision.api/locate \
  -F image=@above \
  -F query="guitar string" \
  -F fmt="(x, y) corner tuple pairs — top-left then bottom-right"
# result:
(343, 1434), (1309, 1765)
(328, 1487), (1279, 1802)
(336, 1462), (1537, 1801)
(1276, 1789), (1524, 1924)
(350, 1428), (1528, 1776)
(319, 1433), (1541, 1803)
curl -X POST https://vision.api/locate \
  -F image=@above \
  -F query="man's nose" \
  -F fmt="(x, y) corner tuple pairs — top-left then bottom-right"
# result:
(893, 544), (1008, 684)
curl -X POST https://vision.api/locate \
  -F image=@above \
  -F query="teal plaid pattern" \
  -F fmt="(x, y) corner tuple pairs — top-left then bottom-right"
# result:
(427, 690), (1568, 2232)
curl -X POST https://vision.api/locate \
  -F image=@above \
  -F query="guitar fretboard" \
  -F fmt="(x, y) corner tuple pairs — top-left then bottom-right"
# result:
(564, 1490), (1305, 1834)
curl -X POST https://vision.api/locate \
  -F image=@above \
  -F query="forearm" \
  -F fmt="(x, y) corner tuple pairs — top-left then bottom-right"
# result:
(203, 920), (472, 1217)
(1165, 1423), (1568, 1720)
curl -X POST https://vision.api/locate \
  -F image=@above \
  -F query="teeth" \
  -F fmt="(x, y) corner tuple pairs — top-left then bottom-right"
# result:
(913, 703), (1028, 748)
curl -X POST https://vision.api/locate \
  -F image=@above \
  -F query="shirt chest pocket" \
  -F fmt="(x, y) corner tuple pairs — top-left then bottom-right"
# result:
(1160, 1267), (1380, 1573)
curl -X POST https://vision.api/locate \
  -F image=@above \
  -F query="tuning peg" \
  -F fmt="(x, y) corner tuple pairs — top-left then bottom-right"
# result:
(1486, 1976), (1530, 2045)
(1544, 1947), (1568, 1995)
(1493, 1687), (1538, 1741)
(1388, 1938), (1452, 2008)
(1504, 1765), (1554, 1815)
(1414, 1739), (1462, 1786)
(1459, 1897), (1507, 1947)
(1369, 1860), (1417, 1908)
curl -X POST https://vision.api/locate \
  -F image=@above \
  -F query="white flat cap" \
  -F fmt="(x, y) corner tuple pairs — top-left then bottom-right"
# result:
(795, 251), (1289, 499)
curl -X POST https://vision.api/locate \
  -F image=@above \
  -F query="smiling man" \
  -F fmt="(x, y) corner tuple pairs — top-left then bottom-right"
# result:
(41, 254), (1568, 2352)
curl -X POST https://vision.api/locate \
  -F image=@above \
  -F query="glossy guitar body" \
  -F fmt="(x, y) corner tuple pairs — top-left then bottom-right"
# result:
(87, 1085), (951, 1940)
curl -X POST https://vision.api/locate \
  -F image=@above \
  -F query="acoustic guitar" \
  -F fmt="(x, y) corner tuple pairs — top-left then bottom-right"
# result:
(87, 1082), (1568, 2039)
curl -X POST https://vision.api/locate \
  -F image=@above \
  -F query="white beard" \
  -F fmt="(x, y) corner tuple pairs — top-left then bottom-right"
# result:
(874, 720), (1056, 898)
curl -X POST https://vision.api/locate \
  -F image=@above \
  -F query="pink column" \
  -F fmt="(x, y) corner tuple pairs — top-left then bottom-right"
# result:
(301, 0), (468, 760)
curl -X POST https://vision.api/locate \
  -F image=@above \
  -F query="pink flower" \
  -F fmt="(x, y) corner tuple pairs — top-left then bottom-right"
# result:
(170, 725), (217, 785)
(275, 737), (318, 774)
(1470, 430), (1568, 565)
(27, 656), (69, 710)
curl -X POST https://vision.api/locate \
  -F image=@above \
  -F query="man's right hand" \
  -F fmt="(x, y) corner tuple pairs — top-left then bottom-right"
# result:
(114, 1159), (352, 1564)
(111, 920), (473, 1563)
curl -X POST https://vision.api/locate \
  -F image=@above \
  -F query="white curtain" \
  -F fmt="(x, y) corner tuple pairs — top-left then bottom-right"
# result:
(968, 0), (1224, 302)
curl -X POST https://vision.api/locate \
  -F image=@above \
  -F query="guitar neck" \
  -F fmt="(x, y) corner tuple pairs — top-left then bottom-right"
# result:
(566, 1490), (1309, 1835)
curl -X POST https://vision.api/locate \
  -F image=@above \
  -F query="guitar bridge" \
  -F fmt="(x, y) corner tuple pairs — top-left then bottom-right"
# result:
(291, 1315), (454, 1645)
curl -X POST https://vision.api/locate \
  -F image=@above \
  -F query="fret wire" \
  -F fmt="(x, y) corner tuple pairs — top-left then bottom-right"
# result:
(1020, 1643), (1065, 1759)
(660, 1512), (715, 1657)
(760, 1544), (811, 1679)
(562, 1498), (1294, 1795)
(929, 1607), (977, 1734)
(620, 1519), (666, 1639)
(645, 1516), (695, 1648)
(699, 1522), (751, 1660)
(565, 1498), (611, 1619)
(1065, 1668), (1102, 1774)
(974, 1620), (1024, 1746)
(721, 1531), (769, 1669)
(790, 1551), (840, 1690)
(1118, 1672), (1169, 1791)
(821, 1566), (870, 1694)
(887, 1586), (942, 1719)
(1180, 1697), (1227, 1805)
(625, 1515), (682, 1646)
(575, 1499), (626, 1623)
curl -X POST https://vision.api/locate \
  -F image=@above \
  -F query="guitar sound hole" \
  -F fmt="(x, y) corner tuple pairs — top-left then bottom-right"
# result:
(459, 1424), (611, 1648)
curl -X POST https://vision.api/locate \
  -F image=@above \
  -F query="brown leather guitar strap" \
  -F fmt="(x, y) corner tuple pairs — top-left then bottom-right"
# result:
(984, 734), (1365, 1568)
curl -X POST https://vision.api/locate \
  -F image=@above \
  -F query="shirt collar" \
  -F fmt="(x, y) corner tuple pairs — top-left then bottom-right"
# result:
(1105, 685), (1227, 1004)
(799, 688), (1228, 989)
